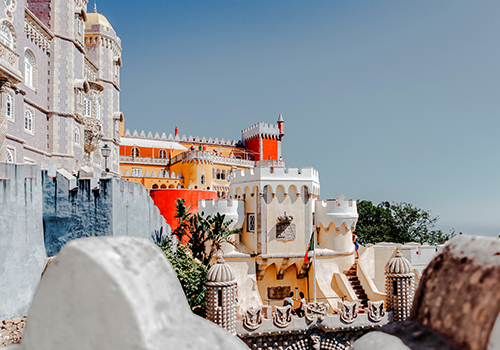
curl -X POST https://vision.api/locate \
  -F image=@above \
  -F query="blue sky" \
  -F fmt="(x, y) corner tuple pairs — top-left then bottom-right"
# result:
(99, 1), (500, 237)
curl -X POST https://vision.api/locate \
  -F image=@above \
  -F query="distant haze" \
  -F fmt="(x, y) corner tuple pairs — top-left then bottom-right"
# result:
(101, 0), (500, 238)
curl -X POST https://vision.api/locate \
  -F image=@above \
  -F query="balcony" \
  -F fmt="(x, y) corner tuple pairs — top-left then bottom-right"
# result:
(0, 41), (22, 83)
(120, 151), (255, 168)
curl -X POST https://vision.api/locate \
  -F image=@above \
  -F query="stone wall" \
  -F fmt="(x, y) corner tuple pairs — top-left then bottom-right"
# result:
(42, 169), (168, 256)
(0, 164), (46, 320)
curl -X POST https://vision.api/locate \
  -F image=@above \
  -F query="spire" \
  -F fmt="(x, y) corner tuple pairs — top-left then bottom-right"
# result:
(94, 1), (97, 13)
(278, 113), (284, 122)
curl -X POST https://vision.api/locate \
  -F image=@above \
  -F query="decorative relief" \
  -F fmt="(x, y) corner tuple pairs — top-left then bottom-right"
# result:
(367, 300), (385, 322)
(267, 286), (291, 300)
(304, 302), (327, 323)
(24, 16), (51, 53)
(276, 212), (296, 241)
(339, 301), (358, 324)
(84, 59), (97, 82)
(273, 305), (292, 328)
(243, 307), (263, 331)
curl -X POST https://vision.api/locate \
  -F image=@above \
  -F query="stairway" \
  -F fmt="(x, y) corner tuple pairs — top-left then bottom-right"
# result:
(344, 262), (369, 309)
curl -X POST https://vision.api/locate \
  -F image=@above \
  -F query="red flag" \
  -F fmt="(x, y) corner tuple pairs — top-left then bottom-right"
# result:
(304, 232), (314, 264)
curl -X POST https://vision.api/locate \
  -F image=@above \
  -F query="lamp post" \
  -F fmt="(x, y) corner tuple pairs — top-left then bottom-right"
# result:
(101, 144), (111, 172)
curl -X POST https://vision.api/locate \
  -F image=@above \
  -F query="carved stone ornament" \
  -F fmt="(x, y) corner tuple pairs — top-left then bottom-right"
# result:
(309, 333), (321, 350)
(276, 212), (296, 241)
(339, 301), (358, 324)
(273, 305), (292, 328)
(243, 307), (263, 331)
(305, 302), (327, 323)
(83, 116), (103, 166)
(368, 300), (385, 322)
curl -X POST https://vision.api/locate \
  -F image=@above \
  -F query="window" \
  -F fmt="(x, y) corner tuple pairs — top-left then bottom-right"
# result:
(94, 99), (100, 120)
(6, 148), (13, 163)
(24, 109), (33, 132)
(84, 96), (91, 118)
(74, 127), (80, 146)
(247, 213), (255, 233)
(24, 50), (36, 89)
(6, 92), (12, 120)
(158, 149), (167, 158)
(131, 147), (139, 157)
(0, 23), (13, 49)
(132, 167), (141, 177)
(201, 175), (205, 185)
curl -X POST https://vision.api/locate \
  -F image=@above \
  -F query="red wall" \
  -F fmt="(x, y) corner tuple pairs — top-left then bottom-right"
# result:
(245, 138), (260, 161)
(149, 189), (218, 231)
(262, 138), (278, 160)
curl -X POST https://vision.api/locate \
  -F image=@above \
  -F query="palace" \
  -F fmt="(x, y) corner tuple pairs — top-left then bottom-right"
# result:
(0, 0), (122, 174)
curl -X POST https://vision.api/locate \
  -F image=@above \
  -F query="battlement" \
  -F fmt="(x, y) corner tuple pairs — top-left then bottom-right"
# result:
(198, 199), (245, 229)
(123, 129), (237, 146)
(241, 122), (280, 141)
(315, 194), (358, 230)
(232, 166), (319, 183)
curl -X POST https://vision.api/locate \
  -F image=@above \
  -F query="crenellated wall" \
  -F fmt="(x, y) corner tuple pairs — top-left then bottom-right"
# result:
(199, 199), (245, 229)
(43, 169), (168, 256)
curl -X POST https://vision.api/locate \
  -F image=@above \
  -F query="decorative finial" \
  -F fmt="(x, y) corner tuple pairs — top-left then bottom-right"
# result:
(94, 1), (97, 13)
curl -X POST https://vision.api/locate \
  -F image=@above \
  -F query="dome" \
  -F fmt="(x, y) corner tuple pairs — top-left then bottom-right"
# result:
(385, 250), (413, 276)
(86, 11), (113, 31)
(206, 257), (235, 283)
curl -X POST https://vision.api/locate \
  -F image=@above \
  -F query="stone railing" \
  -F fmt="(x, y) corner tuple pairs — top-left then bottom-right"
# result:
(170, 150), (255, 168)
(0, 42), (21, 81)
(255, 160), (285, 168)
(120, 155), (171, 166)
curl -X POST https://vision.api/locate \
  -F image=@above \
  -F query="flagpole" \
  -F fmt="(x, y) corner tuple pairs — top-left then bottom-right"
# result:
(313, 229), (317, 303)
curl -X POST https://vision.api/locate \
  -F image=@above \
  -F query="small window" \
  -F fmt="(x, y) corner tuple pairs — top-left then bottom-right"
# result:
(132, 167), (141, 177)
(247, 213), (255, 233)
(6, 93), (12, 119)
(201, 174), (205, 185)
(6, 148), (13, 163)
(158, 149), (167, 158)
(74, 127), (80, 146)
(24, 109), (33, 133)
(24, 50), (36, 89)
(131, 147), (139, 157)
(0, 24), (13, 49)
(152, 184), (159, 189)
(84, 96), (91, 118)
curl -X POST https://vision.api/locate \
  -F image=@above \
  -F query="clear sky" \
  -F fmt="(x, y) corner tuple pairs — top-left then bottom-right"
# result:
(98, 0), (500, 237)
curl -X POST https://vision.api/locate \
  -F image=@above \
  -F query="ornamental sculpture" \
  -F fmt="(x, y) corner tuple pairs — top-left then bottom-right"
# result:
(243, 307), (263, 331)
(273, 305), (292, 328)
(339, 301), (358, 324)
(304, 301), (327, 323)
(83, 116), (103, 166)
(367, 300), (385, 322)
(276, 212), (296, 241)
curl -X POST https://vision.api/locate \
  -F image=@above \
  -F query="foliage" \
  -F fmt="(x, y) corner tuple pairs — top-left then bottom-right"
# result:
(173, 198), (240, 266)
(356, 200), (454, 245)
(157, 236), (208, 312)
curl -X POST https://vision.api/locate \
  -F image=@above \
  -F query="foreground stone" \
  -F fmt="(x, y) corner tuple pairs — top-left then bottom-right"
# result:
(0, 316), (26, 347)
(6, 236), (248, 350)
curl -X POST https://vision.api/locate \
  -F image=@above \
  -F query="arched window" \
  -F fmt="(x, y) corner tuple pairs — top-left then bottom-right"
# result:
(6, 148), (13, 163)
(220, 172), (225, 180)
(6, 92), (12, 119)
(158, 149), (167, 158)
(24, 109), (33, 132)
(84, 96), (91, 118)
(24, 50), (36, 89)
(152, 184), (159, 189)
(0, 23), (13, 49)
(74, 127), (80, 146)
(131, 147), (139, 157)
(94, 99), (100, 120)
(201, 175), (205, 185)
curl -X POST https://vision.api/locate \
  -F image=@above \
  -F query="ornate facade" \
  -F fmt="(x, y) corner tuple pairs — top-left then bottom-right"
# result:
(0, 0), (122, 174)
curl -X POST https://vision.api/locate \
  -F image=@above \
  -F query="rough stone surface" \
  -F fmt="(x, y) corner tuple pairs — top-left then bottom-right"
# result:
(8, 236), (248, 350)
(0, 316), (27, 347)
(411, 235), (500, 350)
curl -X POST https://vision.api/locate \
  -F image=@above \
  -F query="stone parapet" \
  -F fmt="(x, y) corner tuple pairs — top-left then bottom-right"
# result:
(315, 195), (358, 231)
(199, 199), (245, 229)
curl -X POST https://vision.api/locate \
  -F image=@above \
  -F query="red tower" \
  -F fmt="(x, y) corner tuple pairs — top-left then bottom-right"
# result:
(241, 116), (284, 161)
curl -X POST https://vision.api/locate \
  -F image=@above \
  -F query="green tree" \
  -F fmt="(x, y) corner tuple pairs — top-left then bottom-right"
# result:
(205, 212), (241, 264)
(356, 200), (454, 245)
(157, 237), (207, 313)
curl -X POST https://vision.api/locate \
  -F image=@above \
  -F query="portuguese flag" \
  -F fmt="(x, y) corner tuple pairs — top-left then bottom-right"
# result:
(304, 232), (315, 264)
